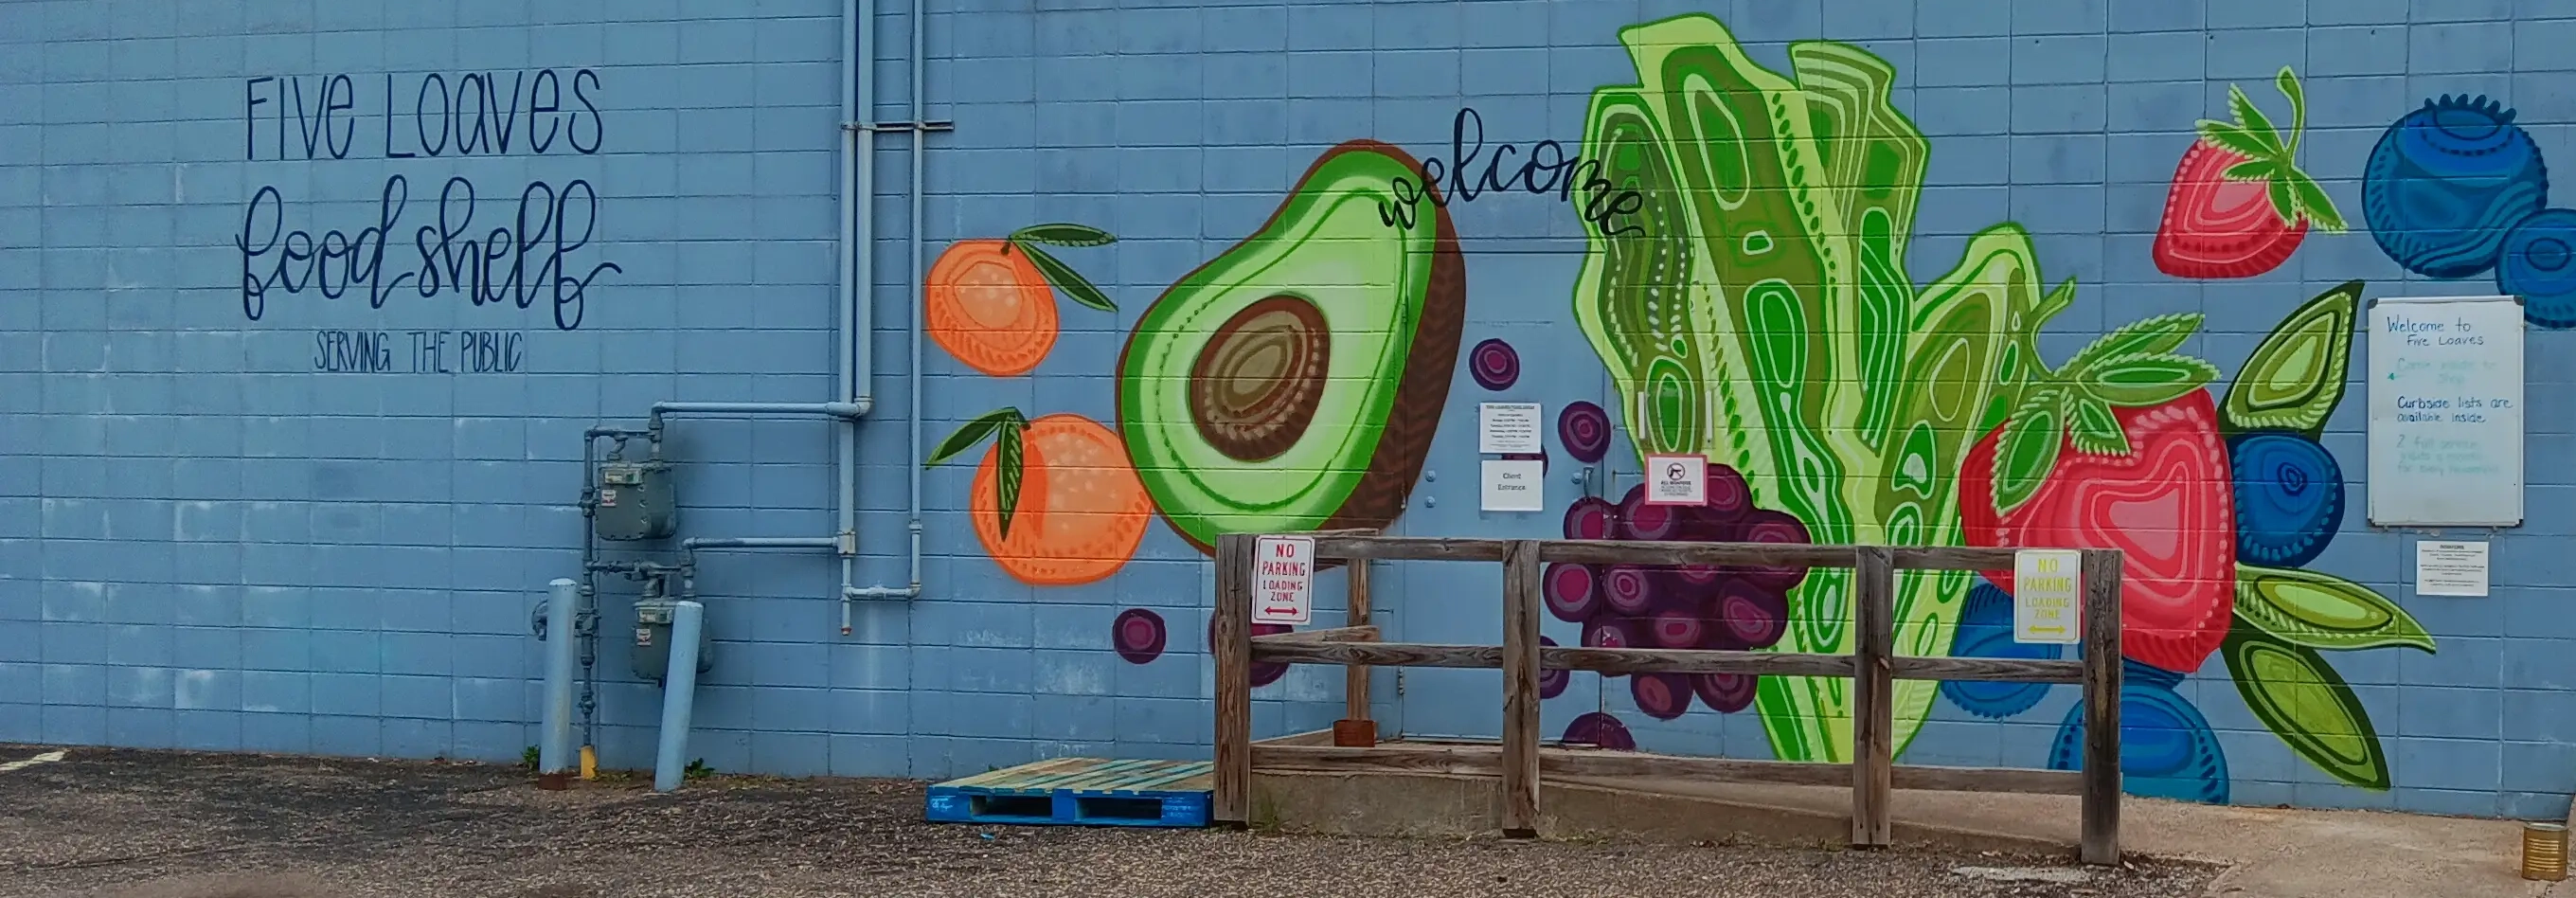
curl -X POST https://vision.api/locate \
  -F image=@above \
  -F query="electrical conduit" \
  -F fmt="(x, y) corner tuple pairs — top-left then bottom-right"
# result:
(841, 0), (924, 609)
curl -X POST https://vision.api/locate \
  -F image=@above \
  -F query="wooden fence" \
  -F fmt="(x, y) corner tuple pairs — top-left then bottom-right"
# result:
(1210, 532), (2127, 866)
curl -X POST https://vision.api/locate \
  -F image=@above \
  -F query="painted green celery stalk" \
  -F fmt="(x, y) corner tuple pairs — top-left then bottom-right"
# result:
(1575, 14), (2041, 763)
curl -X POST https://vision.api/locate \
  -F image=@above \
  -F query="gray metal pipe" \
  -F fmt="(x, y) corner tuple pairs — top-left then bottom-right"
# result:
(537, 578), (579, 785)
(652, 600), (707, 793)
(903, 0), (926, 596)
(648, 401), (867, 428)
(838, 0), (927, 618)
(682, 536), (839, 551)
(834, 0), (868, 617)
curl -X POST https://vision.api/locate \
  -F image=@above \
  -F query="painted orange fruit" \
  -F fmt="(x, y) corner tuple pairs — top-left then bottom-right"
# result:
(923, 224), (1119, 377)
(925, 240), (1057, 376)
(959, 411), (1151, 585)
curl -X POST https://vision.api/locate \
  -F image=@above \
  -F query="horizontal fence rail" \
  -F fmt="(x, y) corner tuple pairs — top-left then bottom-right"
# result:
(1212, 533), (2126, 866)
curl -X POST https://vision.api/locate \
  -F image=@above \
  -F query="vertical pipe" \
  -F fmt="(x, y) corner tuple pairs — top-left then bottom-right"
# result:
(537, 578), (579, 788)
(903, 0), (927, 596)
(837, 0), (926, 604)
(576, 438), (600, 757)
(835, 0), (865, 627)
(653, 600), (707, 793)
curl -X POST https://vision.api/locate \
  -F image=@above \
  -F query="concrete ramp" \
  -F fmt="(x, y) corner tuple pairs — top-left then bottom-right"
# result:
(1252, 769), (2561, 897)
(1249, 771), (2070, 856)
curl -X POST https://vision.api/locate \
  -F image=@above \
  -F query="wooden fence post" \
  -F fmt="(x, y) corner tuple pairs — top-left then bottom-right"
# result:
(1343, 558), (1373, 732)
(1850, 545), (1895, 848)
(1212, 532), (1255, 828)
(2080, 548), (2124, 865)
(1500, 539), (1543, 837)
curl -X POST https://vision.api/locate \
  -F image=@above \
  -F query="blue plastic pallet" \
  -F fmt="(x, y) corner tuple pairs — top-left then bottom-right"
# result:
(925, 757), (1212, 828)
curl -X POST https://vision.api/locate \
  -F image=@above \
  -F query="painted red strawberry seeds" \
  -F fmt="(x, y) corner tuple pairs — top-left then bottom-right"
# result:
(1958, 314), (2237, 674)
(2152, 66), (2347, 279)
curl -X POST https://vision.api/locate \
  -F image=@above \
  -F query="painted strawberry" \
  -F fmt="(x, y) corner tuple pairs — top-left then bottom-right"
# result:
(2152, 66), (2347, 279)
(1959, 314), (2236, 674)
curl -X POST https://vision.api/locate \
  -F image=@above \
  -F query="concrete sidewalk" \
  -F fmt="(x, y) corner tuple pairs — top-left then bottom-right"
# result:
(1581, 777), (2568, 898)
(1250, 764), (2568, 897)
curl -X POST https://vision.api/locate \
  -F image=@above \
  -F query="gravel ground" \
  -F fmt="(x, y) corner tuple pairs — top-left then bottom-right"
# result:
(0, 745), (2222, 898)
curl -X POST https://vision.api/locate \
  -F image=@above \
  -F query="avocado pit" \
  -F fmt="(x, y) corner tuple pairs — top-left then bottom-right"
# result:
(1189, 294), (1329, 461)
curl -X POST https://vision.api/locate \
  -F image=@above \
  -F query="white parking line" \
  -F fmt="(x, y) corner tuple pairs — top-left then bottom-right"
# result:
(0, 750), (65, 772)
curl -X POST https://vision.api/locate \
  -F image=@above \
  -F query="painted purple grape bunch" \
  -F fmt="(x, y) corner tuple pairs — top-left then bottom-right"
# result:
(1537, 635), (1569, 699)
(1204, 616), (1293, 688)
(1112, 608), (1167, 665)
(1562, 710), (1636, 750)
(1548, 475), (1807, 722)
(1468, 338), (1520, 390)
(1557, 402), (1612, 463)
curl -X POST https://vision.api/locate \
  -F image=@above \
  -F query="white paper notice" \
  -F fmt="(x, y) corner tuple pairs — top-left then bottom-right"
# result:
(1643, 454), (1706, 506)
(1478, 403), (1543, 454)
(2415, 540), (2490, 597)
(1252, 535), (1315, 624)
(1480, 459), (1545, 512)
(2012, 549), (2083, 644)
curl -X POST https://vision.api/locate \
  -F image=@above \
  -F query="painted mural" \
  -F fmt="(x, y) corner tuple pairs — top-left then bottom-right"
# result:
(1117, 140), (1465, 555)
(1553, 15), (2427, 797)
(2151, 68), (2345, 279)
(923, 224), (1120, 377)
(922, 225), (1154, 585)
(917, 11), (2458, 803)
(2360, 95), (2576, 329)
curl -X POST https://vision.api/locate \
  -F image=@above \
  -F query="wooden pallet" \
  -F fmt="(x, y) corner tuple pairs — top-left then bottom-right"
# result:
(924, 758), (1212, 828)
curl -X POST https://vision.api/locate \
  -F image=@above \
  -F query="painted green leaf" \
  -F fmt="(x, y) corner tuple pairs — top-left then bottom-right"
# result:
(2266, 178), (2299, 228)
(2065, 312), (2199, 375)
(2035, 277), (2078, 327)
(1009, 223), (1118, 247)
(2066, 392), (2127, 456)
(2222, 280), (2360, 436)
(993, 417), (1027, 540)
(1011, 241), (1118, 313)
(925, 407), (1025, 467)
(2223, 158), (2276, 182)
(2287, 172), (2347, 232)
(2076, 354), (2219, 407)
(2198, 120), (2277, 159)
(2223, 627), (2391, 790)
(2228, 83), (2285, 153)
(2274, 67), (2304, 132)
(2235, 565), (2434, 653)
(1992, 386), (2064, 514)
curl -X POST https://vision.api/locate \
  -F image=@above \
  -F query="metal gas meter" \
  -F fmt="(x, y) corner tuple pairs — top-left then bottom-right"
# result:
(594, 459), (676, 542)
(632, 596), (714, 684)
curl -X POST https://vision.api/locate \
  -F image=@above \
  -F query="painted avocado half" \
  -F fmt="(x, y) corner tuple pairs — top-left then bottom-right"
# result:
(1116, 139), (1465, 553)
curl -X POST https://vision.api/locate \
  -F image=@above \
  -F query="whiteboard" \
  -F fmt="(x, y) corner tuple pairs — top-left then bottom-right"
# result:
(2367, 295), (2524, 528)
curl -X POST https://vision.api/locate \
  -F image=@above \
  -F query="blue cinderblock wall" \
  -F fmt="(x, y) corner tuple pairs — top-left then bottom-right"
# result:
(8, 0), (2576, 819)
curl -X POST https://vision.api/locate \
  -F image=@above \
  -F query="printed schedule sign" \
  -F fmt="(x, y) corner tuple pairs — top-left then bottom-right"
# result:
(1251, 535), (1315, 624)
(1477, 403), (1543, 454)
(2367, 296), (2524, 528)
